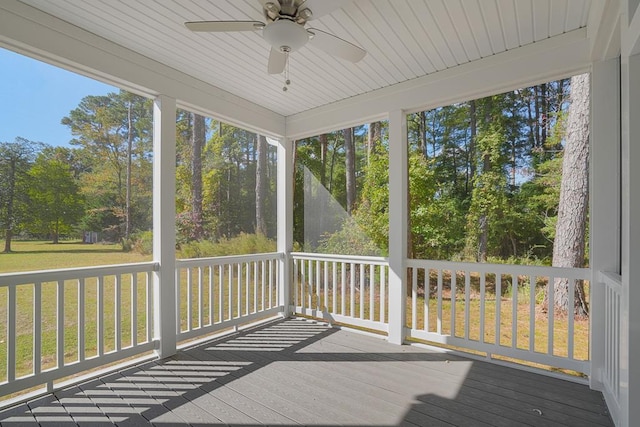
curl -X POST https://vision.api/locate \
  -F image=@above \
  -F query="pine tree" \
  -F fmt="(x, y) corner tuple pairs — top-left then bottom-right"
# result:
(546, 73), (590, 316)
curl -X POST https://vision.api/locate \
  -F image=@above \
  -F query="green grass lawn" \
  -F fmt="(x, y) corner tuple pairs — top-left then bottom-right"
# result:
(0, 240), (152, 273)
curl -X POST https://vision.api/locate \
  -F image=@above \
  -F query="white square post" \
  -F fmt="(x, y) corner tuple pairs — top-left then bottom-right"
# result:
(277, 137), (293, 316)
(152, 94), (177, 358)
(621, 51), (640, 427)
(388, 110), (408, 345)
(589, 57), (621, 390)
(619, 3), (640, 422)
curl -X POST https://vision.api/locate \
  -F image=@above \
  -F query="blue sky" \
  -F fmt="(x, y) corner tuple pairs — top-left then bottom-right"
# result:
(0, 47), (115, 147)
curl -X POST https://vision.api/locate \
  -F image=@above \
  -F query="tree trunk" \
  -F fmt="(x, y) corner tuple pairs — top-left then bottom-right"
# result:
(292, 140), (298, 197)
(534, 86), (541, 148)
(478, 214), (489, 262)
(191, 113), (205, 240)
(344, 128), (356, 215)
(373, 122), (381, 147)
(546, 73), (590, 317)
(419, 112), (428, 158)
(468, 100), (477, 196)
(328, 138), (336, 194)
(407, 156), (414, 296)
(541, 82), (548, 147)
(124, 102), (133, 239)
(478, 101), (490, 263)
(255, 135), (268, 236)
(526, 88), (536, 148)
(3, 228), (12, 253)
(319, 134), (328, 187)
(3, 159), (16, 253)
(367, 123), (377, 166)
(52, 218), (59, 244)
(510, 105), (517, 188)
(226, 168), (231, 237)
(511, 143), (517, 188)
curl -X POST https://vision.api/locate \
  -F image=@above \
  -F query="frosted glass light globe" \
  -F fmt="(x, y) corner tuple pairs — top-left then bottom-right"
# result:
(263, 19), (309, 52)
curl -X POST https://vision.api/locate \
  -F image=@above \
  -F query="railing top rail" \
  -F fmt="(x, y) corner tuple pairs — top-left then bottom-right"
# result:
(598, 271), (622, 291)
(292, 252), (388, 265)
(406, 258), (590, 280)
(176, 252), (284, 268)
(0, 261), (159, 287)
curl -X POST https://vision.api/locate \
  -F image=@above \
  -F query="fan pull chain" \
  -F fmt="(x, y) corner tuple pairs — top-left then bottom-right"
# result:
(283, 50), (291, 92)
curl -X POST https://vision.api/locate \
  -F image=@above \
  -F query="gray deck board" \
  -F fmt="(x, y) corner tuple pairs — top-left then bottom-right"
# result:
(0, 317), (613, 426)
(319, 331), (611, 422)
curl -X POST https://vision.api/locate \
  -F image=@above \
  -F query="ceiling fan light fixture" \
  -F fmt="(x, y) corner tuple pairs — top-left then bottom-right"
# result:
(262, 19), (309, 52)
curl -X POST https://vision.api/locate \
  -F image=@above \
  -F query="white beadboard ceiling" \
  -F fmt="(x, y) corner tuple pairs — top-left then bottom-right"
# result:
(18, 0), (595, 117)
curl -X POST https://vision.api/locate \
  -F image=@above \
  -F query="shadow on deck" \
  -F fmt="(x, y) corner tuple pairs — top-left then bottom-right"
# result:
(0, 317), (612, 426)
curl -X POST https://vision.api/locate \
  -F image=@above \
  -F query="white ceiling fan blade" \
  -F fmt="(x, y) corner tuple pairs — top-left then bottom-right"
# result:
(299, 0), (348, 20)
(308, 28), (366, 62)
(268, 47), (287, 74)
(185, 21), (264, 32)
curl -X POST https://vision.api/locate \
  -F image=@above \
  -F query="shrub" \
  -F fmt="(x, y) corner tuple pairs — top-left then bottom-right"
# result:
(126, 231), (153, 255)
(178, 233), (276, 259)
(179, 239), (217, 259)
(316, 217), (384, 257)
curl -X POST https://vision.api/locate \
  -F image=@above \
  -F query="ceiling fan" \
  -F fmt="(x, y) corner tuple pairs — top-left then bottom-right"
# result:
(185, 0), (366, 90)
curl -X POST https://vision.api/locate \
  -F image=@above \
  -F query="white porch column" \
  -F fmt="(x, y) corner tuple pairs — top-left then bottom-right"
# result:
(589, 57), (621, 391)
(388, 110), (408, 345)
(277, 137), (293, 316)
(152, 94), (177, 358)
(621, 50), (640, 427)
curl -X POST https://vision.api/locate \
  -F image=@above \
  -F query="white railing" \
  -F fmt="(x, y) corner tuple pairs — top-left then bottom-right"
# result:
(406, 259), (591, 375)
(0, 252), (604, 400)
(291, 253), (389, 333)
(175, 252), (283, 341)
(599, 271), (622, 426)
(0, 262), (158, 396)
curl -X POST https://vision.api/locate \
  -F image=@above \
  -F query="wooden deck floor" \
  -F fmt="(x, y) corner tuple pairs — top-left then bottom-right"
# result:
(0, 318), (612, 426)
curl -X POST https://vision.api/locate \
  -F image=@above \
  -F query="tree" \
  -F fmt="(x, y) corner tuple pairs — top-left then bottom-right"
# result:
(319, 133), (328, 186)
(62, 91), (152, 241)
(27, 154), (84, 243)
(0, 138), (41, 252)
(291, 78), (574, 264)
(468, 100), (477, 195)
(418, 111), (428, 158)
(120, 92), (152, 239)
(191, 113), (205, 240)
(354, 137), (389, 254)
(466, 126), (509, 261)
(255, 135), (268, 236)
(202, 122), (262, 239)
(547, 73), (590, 316)
(464, 97), (511, 262)
(367, 122), (381, 165)
(344, 127), (356, 214)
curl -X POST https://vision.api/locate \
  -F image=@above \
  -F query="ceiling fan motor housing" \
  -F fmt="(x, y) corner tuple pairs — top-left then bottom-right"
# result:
(263, 19), (309, 51)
